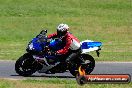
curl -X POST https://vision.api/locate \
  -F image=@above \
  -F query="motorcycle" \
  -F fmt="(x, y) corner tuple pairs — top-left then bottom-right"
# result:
(15, 30), (102, 77)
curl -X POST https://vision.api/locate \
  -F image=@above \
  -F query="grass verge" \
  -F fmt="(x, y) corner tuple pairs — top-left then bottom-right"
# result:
(0, 78), (132, 88)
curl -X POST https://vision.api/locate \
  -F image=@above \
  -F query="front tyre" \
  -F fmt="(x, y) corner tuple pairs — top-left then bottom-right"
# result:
(15, 53), (37, 76)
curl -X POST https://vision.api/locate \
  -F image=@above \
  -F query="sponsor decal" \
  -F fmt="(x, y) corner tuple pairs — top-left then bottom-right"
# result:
(76, 66), (131, 85)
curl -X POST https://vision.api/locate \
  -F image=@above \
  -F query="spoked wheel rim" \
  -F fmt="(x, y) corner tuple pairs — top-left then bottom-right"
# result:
(15, 53), (37, 76)
(19, 58), (35, 73)
(69, 54), (95, 76)
(83, 59), (95, 74)
(79, 54), (95, 74)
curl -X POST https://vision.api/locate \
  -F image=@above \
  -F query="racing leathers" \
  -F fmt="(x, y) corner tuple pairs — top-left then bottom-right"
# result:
(48, 32), (81, 64)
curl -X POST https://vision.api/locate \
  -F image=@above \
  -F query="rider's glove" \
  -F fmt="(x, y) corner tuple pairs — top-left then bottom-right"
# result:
(52, 51), (62, 56)
(52, 52), (57, 56)
(50, 51), (58, 56)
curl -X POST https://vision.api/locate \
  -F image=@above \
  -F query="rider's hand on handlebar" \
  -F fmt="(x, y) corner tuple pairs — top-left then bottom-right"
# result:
(52, 51), (61, 56)
(47, 51), (57, 56)
(52, 51), (57, 56)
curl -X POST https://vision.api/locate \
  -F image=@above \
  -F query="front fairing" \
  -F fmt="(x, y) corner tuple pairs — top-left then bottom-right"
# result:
(26, 38), (47, 54)
(26, 37), (63, 62)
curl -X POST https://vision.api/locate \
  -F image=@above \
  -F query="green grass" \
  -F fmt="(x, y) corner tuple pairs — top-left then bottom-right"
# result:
(0, 0), (132, 61)
(0, 79), (15, 88)
(0, 79), (132, 88)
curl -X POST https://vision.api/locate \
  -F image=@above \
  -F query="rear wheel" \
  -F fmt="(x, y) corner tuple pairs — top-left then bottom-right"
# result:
(15, 53), (37, 76)
(69, 54), (95, 76)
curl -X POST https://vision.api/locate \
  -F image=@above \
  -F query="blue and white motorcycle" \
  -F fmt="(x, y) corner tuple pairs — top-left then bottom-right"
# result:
(15, 30), (102, 77)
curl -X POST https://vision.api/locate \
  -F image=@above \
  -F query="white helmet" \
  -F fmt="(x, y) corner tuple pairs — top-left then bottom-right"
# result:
(57, 23), (69, 37)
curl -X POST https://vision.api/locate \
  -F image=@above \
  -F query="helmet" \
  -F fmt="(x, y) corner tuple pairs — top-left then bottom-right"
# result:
(57, 23), (69, 37)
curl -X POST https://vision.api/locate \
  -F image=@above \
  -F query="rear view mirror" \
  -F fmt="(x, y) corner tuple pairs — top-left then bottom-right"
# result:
(40, 30), (47, 35)
(36, 29), (48, 39)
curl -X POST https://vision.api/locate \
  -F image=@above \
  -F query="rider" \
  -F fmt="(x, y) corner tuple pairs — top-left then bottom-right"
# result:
(48, 23), (81, 65)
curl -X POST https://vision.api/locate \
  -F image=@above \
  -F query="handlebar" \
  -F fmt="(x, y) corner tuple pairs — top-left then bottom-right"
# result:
(36, 30), (48, 42)
(40, 30), (47, 35)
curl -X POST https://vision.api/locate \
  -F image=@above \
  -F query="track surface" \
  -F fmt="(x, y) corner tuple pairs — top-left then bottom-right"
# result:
(0, 61), (132, 80)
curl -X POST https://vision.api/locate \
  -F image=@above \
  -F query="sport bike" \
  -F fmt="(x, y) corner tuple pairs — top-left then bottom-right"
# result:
(15, 30), (102, 77)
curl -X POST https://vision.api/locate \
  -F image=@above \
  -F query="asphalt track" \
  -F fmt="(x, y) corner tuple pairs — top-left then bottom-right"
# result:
(0, 60), (132, 80)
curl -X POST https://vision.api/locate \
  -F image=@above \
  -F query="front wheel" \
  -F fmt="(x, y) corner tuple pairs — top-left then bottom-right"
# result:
(15, 53), (37, 76)
(69, 54), (95, 76)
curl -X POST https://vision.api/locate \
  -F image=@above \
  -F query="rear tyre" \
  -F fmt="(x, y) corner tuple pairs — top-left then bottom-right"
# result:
(69, 54), (95, 76)
(15, 53), (37, 76)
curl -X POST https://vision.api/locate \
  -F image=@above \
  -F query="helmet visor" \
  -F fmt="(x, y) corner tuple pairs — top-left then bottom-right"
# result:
(57, 30), (67, 38)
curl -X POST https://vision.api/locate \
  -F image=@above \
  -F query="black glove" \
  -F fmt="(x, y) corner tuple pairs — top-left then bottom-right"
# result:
(52, 51), (57, 56)
(48, 51), (58, 56)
